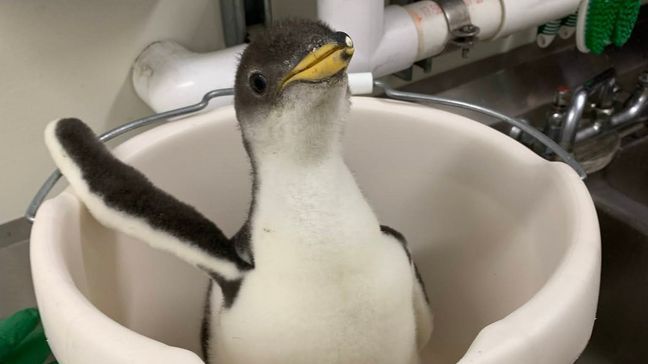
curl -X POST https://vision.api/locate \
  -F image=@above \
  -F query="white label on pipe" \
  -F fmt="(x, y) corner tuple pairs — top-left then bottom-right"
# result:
(403, 1), (449, 60)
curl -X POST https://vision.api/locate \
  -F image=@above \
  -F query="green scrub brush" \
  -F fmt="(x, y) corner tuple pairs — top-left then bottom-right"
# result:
(613, 0), (641, 46)
(0, 308), (55, 364)
(576, 0), (641, 54)
(577, 0), (617, 54)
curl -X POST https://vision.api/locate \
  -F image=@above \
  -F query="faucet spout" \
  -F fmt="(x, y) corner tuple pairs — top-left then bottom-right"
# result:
(559, 68), (617, 151)
(610, 71), (648, 126)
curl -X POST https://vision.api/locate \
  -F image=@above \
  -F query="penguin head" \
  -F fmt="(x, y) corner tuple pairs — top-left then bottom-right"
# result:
(234, 19), (355, 161)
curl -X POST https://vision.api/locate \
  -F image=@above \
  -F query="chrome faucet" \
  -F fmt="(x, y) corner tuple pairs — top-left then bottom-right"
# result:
(573, 69), (648, 145)
(544, 68), (648, 153)
(559, 68), (617, 151)
(610, 71), (648, 127)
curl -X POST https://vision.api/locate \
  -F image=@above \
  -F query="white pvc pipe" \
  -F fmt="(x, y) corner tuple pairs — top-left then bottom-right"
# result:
(318, 0), (384, 73)
(132, 0), (600, 112)
(399, 0), (504, 53)
(318, 0), (503, 78)
(132, 42), (374, 113)
(348, 72), (374, 95)
(466, 0), (504, 40)
(132, 41), (245, 112)
(400, 1), (448, 60)
(319, 0), (425, 77)
(371, 5), (419, 76)
(494, 0), (581, 38)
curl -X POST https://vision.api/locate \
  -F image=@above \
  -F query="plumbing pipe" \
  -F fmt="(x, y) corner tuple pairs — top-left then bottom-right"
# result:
(132, 0), (596, 112)
(370, 5), (419, 77)
(560, 68), (617, 150)
(132, 41), (374, 112)
(611, 71), (648, 126)
(132, 41), (245, 113)
(317, 0), (384, 74)
(464, 0), (503, 40)
(575, 71), (648, 142)
(318, 0), (503, 77)
(401, 0), (503, 53)
(575, 121), (605, 143)
(560, 89), (588, 151)
(348, 72), (374, 95)
(399, 1), (449, 60)
(494, 0), (580, 39)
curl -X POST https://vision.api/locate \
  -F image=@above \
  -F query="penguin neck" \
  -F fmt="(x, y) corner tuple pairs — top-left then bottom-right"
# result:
(249, 143), (379, 243)
(252, 140), (346, 193)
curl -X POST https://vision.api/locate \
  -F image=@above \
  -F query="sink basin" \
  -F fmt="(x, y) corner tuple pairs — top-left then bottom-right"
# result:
(31, 97), (600, 364)
(576, 209), (648, 363)
(396, 10), (647, 361)
(600, 134), (648, 210)
(577, 134), (648, 363)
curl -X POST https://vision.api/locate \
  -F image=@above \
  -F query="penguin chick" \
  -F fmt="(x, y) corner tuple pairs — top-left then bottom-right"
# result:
(44, 19), (432, 364)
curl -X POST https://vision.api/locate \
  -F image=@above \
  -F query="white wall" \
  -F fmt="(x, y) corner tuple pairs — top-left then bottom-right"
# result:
(0, 0), (228, 224)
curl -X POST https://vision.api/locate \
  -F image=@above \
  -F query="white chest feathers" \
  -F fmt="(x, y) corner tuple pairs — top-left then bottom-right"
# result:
(207, 156), (421, 364)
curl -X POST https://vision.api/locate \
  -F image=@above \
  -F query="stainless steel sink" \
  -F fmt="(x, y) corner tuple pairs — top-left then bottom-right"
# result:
(576, 135), (648, 363)
(599, 134), (648, 210)
(399, 7), (648, 363)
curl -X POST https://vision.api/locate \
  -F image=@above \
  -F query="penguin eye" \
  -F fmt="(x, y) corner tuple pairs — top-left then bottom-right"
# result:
(249, 72), (267, 94)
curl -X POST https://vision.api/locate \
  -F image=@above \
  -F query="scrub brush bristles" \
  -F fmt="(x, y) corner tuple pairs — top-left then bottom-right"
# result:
(585, 0), (616, 54)
(613, 0), (640, 46)
(576, 0), (641, 54)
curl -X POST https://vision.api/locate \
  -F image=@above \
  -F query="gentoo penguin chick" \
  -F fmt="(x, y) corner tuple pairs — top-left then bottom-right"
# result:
(44, 19), (432, 364)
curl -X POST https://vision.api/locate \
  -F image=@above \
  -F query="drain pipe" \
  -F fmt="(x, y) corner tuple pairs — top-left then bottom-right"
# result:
(318, 0), (506, 77)
(132, 0), (585, 113)
(494, 0), (581, 38)
(132, 41), (245, 114)
(132, 0), (484, 112)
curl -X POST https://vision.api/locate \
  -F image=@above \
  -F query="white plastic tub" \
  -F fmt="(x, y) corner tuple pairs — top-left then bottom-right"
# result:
(31, 97), (600, 363)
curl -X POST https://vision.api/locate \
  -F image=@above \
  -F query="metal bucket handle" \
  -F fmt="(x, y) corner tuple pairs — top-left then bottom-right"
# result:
(25, 83), (585, 222)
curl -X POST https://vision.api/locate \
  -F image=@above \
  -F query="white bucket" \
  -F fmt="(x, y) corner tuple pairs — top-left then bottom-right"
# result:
(31, 97), (600, 363)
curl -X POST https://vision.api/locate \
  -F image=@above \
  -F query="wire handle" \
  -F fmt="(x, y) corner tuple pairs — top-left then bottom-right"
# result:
(26, 82), (586, 223)
(373, 81), (587, 179)
(25, 88), (234, 222)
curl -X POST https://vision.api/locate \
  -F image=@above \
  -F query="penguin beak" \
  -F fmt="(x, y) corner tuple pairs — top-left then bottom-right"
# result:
(281, 32), (354, 90)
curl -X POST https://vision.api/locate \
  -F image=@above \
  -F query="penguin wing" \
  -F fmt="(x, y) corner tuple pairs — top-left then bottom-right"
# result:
(380, 225), (433, 351)
(412, 261), (433, 350)
(45, 118), (250, 281)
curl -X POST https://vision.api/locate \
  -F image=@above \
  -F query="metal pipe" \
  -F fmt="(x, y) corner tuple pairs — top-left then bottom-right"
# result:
(576, 84), (648, 141)
(374, 81), (586, 179)
(560, 68), (617, 150)
(559, 89), (587, 150)
(611, 71), (648, 126)
(575, 121), (604, 143)
(575, 70), (646, 142)
(25, 88), (234, 223)
(220, 0), (247, 47)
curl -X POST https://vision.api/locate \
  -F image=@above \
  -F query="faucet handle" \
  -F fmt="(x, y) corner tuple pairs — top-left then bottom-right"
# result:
(583, 68), (616, 91)
(581, 68), (617, 108)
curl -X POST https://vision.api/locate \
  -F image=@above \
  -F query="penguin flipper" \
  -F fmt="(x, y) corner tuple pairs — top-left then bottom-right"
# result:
(380, 225), (433, 351)
(412, 262), (433, 350)
(45, 118), (250, 280)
